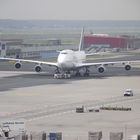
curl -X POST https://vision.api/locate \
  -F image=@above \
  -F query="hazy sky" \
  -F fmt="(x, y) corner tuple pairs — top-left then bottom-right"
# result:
(0, 0), (140, 20)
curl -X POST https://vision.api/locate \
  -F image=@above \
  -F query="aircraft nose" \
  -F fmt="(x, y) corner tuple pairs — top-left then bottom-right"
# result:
(58, 58), (64, 63)
(58, 61), (67, 68)
(58, 55), (66, 63)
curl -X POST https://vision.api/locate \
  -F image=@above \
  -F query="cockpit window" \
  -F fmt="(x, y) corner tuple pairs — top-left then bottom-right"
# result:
(61, 52), (68, 54)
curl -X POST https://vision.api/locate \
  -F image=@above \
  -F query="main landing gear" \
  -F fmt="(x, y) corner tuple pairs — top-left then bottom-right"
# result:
(84, 68), (90, 77)
(75, 67), (90, 77)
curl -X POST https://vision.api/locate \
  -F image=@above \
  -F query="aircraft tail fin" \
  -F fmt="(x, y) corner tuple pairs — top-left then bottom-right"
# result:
(78, 27), (84, 51)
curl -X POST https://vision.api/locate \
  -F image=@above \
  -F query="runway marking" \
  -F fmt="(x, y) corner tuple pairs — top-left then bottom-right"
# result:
(27, 110), (75, 122)
(1, 95), (140, 122)
(26, 96), (140, 122)
(9, 92), (40, 96)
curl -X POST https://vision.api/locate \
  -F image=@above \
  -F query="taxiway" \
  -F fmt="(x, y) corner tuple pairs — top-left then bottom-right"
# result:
(0, 53), (140, 140)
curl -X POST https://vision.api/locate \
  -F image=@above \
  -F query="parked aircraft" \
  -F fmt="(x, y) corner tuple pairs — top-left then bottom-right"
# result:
(0, 29), (140, 78)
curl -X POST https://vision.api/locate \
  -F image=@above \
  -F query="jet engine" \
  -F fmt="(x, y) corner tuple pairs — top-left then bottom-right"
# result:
(15, 62), (22, 69)
(35, 65), (42, 72)
(125, 64), (131, 71)
(98, 66), (106, 73)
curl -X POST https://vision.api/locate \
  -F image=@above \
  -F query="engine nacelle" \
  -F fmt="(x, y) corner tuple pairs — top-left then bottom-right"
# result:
(98, 66), (105, 73)
(35, 65), (42, 72)
(125, 64), (131, 71)
(15, 62), (22, 69)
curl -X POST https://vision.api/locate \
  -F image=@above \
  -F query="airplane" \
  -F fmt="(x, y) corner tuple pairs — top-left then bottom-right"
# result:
(0, 28), (140, 79)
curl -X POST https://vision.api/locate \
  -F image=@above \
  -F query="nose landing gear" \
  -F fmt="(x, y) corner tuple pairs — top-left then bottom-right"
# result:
(84, 68), (90, 77)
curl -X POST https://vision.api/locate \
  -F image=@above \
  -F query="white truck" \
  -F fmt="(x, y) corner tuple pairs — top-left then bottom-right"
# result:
(124, 89), (133, 96)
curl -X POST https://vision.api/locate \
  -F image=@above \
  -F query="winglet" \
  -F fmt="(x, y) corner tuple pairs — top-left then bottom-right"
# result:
(78, 27), (84, 51)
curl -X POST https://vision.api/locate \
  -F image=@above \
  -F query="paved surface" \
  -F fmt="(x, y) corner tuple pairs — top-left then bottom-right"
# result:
(0, 53), (140, 140)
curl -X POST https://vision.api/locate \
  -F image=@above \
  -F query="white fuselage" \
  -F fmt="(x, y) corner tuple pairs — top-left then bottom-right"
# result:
(57, 49), (86, 70)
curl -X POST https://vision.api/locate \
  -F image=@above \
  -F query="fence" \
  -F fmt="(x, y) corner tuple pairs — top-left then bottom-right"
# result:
(0, 131), (140, 140)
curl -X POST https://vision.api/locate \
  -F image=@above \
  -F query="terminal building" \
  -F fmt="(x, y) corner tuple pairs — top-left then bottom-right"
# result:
(0, 39), (23, 58)
(0, 34), (140, 59)
(0, 39), (77, 59)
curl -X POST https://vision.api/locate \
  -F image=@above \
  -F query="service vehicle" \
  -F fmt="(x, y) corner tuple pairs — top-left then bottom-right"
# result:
(124, 89), (133, 96)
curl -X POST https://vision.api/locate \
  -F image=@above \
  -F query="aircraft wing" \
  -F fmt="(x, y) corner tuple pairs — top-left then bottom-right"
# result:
(76, 60), (140, 68)
(0, 57), (58, 67)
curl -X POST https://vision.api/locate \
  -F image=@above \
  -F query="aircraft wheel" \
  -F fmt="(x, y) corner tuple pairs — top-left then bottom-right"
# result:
(84, 73), (89, 77)
(75, 72), (81, 77)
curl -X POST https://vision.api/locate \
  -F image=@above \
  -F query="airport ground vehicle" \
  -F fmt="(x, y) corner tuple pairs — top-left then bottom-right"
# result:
(124, 89), (133, 96)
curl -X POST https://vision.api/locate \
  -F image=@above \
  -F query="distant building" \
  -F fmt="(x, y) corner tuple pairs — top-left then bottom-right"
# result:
(0, 39), (77, 59)
(1, 35), (140, 59)
(0, 42), (6, 57)
(83, 34), (140, 50)
(47, 39), (61, 46)
(21, 45), (76, 59)
(0, 39), (23, 58)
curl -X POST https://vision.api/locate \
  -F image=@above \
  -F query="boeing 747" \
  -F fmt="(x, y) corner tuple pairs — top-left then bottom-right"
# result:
(0, 29), (140, 79)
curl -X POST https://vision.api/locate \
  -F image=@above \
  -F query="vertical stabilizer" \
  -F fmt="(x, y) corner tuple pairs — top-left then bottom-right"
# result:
(78, 27), (84, 51)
